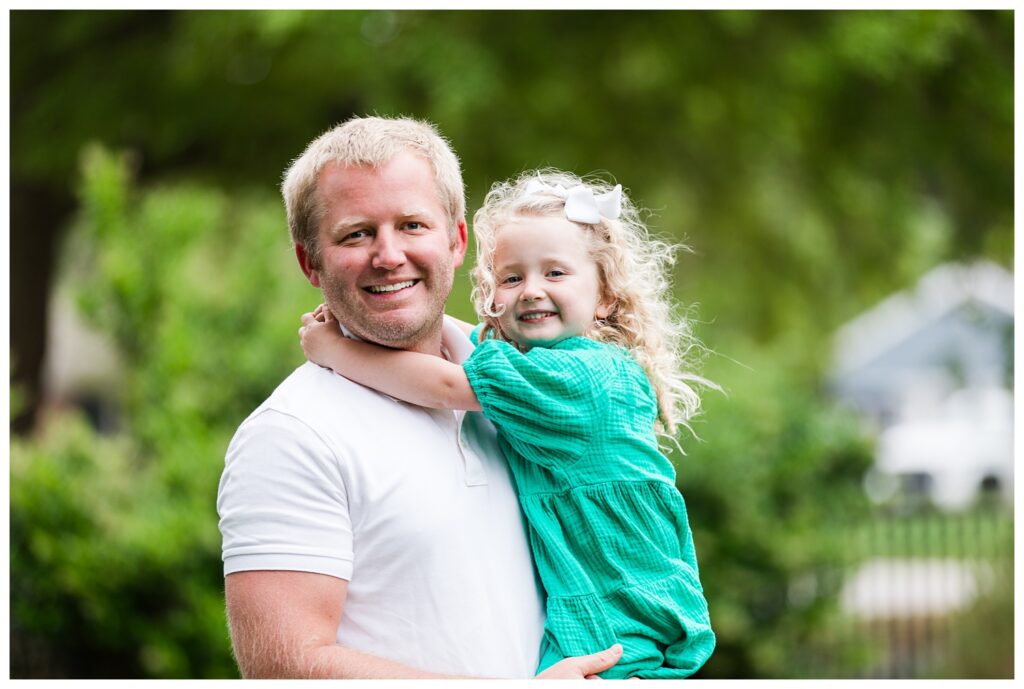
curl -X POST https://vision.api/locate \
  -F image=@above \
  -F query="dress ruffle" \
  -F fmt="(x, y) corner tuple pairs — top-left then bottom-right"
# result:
(521, 480), (695, 595)
(539, 571), (715, 679)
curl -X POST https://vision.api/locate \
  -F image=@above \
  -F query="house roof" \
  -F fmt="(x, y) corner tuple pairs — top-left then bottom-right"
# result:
(832, 260), (1013, 378)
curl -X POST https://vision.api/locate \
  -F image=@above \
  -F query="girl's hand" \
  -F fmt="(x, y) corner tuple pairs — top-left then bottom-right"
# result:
(299, 306), (342, 368)
(312, 302), (328, 323)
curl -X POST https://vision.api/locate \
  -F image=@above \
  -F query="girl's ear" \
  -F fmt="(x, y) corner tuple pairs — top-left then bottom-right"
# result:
(596, 298), (614, 320)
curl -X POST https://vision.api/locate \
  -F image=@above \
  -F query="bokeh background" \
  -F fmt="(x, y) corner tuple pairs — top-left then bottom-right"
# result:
(9, 9), (1014, 679)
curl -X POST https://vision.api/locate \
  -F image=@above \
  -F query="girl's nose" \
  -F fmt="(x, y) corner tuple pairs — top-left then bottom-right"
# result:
(371, 228), (406, 270)
(519, 276), (545, 301)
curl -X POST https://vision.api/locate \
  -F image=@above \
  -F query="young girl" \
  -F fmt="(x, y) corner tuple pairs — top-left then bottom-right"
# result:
(299, 170), (715, 679)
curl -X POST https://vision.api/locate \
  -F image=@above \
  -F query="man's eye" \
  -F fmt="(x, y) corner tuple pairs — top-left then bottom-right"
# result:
(342, 230), (370, 243)
(404, 221), (423, 230)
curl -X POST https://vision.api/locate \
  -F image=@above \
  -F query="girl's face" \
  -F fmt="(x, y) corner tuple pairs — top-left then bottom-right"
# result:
(491, 214), (610, 348)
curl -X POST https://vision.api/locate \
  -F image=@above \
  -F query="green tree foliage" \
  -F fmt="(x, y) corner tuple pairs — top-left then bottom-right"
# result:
(12, 11), (1013, 379)
(9, 9), (1013, 679)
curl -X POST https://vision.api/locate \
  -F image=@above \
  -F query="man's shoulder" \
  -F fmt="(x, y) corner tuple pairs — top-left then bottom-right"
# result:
(225, 362), (408, 474)
(238, 361), (391, 434)
(239, 362), (316, 421)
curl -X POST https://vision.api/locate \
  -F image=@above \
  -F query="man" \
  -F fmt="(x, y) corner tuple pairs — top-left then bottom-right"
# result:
(217, 116), (622, 678)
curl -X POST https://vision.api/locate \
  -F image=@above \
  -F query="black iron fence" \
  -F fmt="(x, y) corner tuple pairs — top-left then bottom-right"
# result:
(805, 505), (1013, 678)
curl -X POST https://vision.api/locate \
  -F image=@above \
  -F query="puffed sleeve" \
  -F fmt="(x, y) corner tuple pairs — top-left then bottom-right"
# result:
(217, 409), (353, 579)
(462, 339), (613, 466)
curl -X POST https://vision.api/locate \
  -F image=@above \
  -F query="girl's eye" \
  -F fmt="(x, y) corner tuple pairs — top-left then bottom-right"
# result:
(501, 275), (522, 285)
(547, 270), (567, 278)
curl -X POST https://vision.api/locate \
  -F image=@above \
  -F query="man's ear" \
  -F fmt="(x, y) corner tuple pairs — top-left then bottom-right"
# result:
(295, 243), (321, 287)
(452, 219), (469, 268)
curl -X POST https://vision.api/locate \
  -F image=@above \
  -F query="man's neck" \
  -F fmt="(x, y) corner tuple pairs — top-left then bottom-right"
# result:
(338, 322), (447, 359)
(403, 331), (446, 358)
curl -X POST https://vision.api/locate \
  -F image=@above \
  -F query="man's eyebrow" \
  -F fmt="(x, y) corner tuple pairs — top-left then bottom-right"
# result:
(326, 210), (438, 235)
(397, 208), (437, 220)
(326, 218), (371, 235)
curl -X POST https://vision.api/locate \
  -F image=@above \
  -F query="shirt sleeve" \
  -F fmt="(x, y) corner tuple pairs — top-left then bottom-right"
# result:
(217, 408), (353, 579)
(462, 340), (612, 466)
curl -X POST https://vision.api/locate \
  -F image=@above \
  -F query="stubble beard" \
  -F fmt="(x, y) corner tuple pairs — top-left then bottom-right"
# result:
(318, 263), (455, 351)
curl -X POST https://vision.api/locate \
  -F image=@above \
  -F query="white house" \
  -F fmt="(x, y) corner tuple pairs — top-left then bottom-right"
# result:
(829, 260), (1013, 511)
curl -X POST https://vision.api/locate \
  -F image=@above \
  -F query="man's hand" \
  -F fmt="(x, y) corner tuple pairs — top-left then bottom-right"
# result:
(299, 306), (343, 368)
(535, 644), (623, 679)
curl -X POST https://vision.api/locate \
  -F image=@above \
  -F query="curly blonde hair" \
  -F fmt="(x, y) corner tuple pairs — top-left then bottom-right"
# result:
(470, 169), (713, 439)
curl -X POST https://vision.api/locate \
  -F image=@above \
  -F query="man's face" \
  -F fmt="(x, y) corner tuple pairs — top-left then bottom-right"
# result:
(300, 151), (467, 352)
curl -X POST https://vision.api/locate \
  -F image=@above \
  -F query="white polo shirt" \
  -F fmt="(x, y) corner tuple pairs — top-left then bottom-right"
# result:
(217, 318), (545, 678)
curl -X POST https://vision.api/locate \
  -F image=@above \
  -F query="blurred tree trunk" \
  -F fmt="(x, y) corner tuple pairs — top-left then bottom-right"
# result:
(10, 181), (74, 434)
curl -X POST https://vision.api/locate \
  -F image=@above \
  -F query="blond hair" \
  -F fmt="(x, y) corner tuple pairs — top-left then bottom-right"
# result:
(281, 115), (465, 268)
(471, 169), (713, 439)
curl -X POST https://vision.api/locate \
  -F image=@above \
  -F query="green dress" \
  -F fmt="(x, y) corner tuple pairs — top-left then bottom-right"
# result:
(462, 335), (714, 679)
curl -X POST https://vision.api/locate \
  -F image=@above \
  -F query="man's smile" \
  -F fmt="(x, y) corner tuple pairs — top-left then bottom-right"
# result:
(364, 279), (421, 295)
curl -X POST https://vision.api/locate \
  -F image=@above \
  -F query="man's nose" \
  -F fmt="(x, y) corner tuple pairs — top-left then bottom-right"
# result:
(370, 228), (406, 270)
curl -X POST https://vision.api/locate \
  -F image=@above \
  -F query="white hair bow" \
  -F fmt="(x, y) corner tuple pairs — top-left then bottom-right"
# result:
(524, 179), (622, 224)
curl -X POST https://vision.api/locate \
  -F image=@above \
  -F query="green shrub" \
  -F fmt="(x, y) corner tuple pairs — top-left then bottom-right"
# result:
(11, 414), (234, 677)
(679, 342), (876, 678)
(10, 146), (317, 677)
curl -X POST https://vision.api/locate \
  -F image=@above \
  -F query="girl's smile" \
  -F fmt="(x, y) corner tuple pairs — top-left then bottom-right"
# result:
(518, 310), (558, 323)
